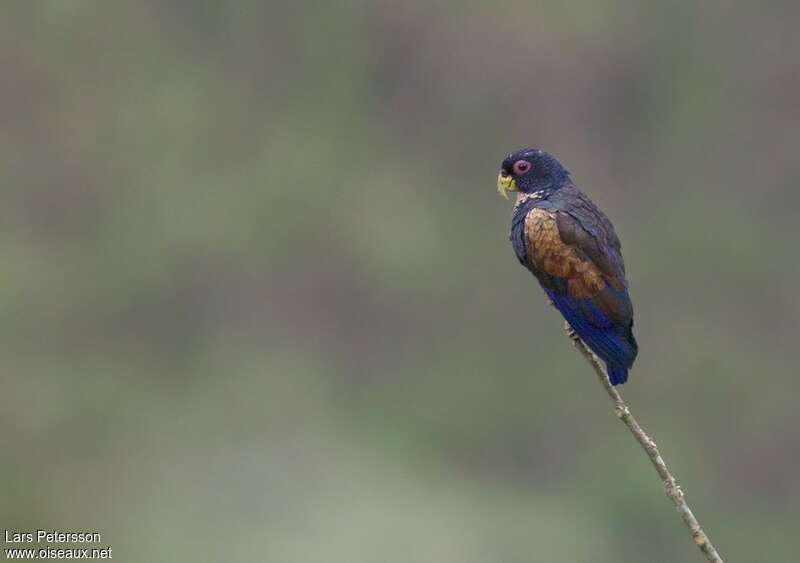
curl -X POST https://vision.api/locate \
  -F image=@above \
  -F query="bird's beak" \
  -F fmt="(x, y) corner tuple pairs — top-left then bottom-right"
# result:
(496, 172), (517, 200)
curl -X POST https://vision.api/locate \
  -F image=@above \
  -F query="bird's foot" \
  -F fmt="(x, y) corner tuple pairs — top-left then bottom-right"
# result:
(564, 321), (579, 341)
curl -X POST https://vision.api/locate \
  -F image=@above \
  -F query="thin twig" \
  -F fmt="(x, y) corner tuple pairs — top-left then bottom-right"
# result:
(565, 322), (724, 563)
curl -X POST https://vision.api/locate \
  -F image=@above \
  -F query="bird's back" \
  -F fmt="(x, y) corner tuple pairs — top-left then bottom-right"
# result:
(511, 183), (637, 384)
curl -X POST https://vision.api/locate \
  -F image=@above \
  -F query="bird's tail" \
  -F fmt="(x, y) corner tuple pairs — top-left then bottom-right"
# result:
(607, 364), (628, 386)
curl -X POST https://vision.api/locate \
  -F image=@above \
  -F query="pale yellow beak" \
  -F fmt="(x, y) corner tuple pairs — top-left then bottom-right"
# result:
(496, 172), (517, 199)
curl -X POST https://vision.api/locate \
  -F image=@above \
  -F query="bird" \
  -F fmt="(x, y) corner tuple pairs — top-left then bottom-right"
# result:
(497, 148), (637, 385)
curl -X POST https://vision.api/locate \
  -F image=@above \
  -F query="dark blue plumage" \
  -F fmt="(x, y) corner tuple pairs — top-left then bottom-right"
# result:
(545, 289), (635, 384)
(499, 149), (637, 385)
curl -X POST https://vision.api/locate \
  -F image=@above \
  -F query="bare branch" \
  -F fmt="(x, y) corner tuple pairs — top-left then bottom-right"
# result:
(565, 323), (724, 563)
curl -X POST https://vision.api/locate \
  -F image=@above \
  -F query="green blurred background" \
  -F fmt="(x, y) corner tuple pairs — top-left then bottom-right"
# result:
(2, 2), (799, 561)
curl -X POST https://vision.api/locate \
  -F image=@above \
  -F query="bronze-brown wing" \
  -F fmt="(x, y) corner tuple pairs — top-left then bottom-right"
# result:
(524, 208), (632, 325)
(555, 211), (627, 292)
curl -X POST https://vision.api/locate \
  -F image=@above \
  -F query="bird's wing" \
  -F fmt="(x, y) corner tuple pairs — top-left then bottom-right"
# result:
(557, 187), (626, 276)
(524, 207), (632, 325)
(524, 204), (637, 371)
(555, 211), (627, 290)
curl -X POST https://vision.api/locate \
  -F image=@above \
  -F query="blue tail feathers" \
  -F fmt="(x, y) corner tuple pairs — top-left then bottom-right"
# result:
(607, 364), (628, 386)
(545, 289), (636, 386)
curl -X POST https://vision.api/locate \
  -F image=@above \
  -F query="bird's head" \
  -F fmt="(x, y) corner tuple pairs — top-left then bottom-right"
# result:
(496, 148), (570, 199)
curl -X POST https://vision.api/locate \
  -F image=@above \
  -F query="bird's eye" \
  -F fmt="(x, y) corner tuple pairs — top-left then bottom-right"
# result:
(513, 160), (531, 175)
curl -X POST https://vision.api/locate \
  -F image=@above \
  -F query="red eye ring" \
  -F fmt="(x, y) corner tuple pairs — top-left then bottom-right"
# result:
(513, 160), (531, 175)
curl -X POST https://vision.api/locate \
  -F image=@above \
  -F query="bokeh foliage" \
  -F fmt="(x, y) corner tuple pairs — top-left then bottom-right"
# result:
(2, 2), (799, 561)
